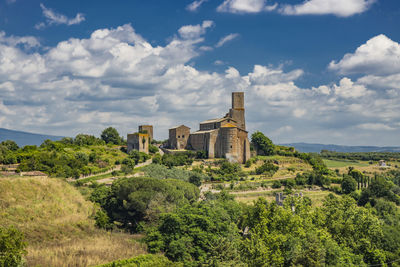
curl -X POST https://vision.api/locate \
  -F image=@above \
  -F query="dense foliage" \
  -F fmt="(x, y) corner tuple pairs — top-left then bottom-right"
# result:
(251, 131), (275, 156)
(101, 127), (122, 145)
(145, 192), (244, 266)
(97, 254), (178, 267)
(141, 164), (209, 184)
(255, 161), (279, 175)
(0, 130), (126, 178)
(321, 150), (400, 162)
(0, 226), (26, 266)
(92, 177), (199, 231)
(155, 152), (196, 168)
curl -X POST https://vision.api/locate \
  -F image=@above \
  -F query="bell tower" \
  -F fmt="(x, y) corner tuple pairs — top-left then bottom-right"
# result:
(229, 92), (245, 130)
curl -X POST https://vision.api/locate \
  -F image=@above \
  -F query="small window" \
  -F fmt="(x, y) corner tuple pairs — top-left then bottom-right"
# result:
(230, 145), (232, 148)
(178, 135), (180, 138)
(182, 135), (185, 138)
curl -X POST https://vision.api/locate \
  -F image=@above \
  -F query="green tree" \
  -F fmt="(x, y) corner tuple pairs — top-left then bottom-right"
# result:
(100, 127), (121, 145)
(255, 162), (279, 175)
(341, 175), (357, 194)
(0, 140), (19, 151)
(104, 177), (199, 231)
(251, 131), (274, 156)
(0, 226), (27, 267)
(145, 192), (243, 265)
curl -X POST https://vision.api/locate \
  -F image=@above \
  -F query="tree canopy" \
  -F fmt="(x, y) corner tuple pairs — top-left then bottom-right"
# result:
(251, 131), (274, 156)
(101, 127), (122, 145)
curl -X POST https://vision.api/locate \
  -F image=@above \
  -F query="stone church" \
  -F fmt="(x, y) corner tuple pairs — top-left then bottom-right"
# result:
(168, 92), (251, 163)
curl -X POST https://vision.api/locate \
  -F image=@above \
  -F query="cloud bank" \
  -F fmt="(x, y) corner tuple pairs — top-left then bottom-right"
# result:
(0, 24), (399, 145)
(214, 0), (375, 17)
(280, 0), (376, 17)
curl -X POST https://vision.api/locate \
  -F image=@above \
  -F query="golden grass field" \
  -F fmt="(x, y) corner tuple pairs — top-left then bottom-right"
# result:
(0, 177), (146, 266)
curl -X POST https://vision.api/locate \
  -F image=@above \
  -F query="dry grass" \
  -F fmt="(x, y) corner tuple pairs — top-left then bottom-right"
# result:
(0, 177), (147, 266)
(27, 232), (146, 267)
(233, 188), (334, 207)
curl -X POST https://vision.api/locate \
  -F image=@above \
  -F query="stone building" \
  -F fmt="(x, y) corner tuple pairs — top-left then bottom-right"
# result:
(127, 125), (153, 154)
(127, 133), (149, 154)
(168, 125), (190, 150)
(138, 125), (153, 141)
(167, 92), (251, 163)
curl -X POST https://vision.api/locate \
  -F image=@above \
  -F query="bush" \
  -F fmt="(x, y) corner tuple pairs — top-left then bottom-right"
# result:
(295, 173), (307, 185)
(255, 162), (279, 175)
(129, 150), (151, 164)
(189, 173), (203, 187)
(98, 254), (176, 267)
(251, 131), (275, 156)
(196, 150), (208, 159)
(285, 179), (295, 189)
(0, 226), (27, 267)
(149, 144), (159, 154)
(272, 180), (282, 188)
(94, 209), (113, 230)
(142, 164), (209, 182)
(341, 175), (357, 194)
(161, 153), (194, 168)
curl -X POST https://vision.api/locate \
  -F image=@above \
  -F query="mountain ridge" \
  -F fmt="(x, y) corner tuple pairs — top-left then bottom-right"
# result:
(281, 142), (400, 153)
(0, 127), (64, 147)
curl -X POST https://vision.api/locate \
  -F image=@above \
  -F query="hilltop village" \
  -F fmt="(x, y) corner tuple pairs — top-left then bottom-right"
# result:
(2, 93), (400, 267)
(127, 92), (251, 163)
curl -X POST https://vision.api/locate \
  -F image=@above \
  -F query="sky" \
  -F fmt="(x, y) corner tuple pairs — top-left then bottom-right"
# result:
(0, 0), (400, 146)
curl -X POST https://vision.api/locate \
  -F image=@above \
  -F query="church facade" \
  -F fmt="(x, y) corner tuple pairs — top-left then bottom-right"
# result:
(168, 92), (251, 163)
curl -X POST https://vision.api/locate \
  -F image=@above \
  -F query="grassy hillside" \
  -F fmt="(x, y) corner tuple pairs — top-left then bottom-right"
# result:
(0, 177), (146, 266)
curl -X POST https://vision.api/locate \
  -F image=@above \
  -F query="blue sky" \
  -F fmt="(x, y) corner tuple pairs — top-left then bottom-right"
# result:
(0, 0), (400, 146)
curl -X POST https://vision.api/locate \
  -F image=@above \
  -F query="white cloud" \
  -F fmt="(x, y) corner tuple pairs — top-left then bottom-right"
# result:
(333, 77), (371, 98)
(217, 0), (277, 14)
(272, 125), (293, 135)
(329, 34), (400, 75)
(248, 65), (303, 85)
(216, 33), (239, 47)
(214, 60), (224, 65)
(178, 20), (214, 40)
(186, 0), (208, 11)
(35, 3), (85, 29)
(357, 123), (396, 131)
(280, 0), (376, 17)
(0, 31), (40, 49)
(0, 26), (400, 146)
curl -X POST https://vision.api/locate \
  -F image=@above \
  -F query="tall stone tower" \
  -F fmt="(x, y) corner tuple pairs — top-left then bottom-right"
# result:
(229, 92), (246, 130)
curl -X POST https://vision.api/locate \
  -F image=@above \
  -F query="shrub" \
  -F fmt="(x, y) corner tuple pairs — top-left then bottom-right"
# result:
(196, 150), (208, 159)
(255, 162), (279, 175)
(341, 175), (357, 194)
(149, 144), (159, 154)
(0, 226), (27, 267)
(272, 180), (281, 188)
(94, 209), (113, 230)
(251, 131), (275, 156)
(98, 254), (176, 267)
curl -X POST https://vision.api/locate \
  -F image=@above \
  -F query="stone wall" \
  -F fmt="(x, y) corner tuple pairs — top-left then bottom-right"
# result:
(127, 133), (149, 154)
(168, 125), (190, 149)
(139, 125), (153, 141)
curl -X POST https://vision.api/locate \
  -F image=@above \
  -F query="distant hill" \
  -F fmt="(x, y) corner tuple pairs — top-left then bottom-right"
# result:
(0, 127), (64, 147)
(281, 142), (400, 153)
